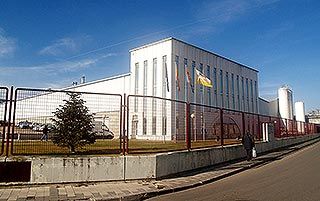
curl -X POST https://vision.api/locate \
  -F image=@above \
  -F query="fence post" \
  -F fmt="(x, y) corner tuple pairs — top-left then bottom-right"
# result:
(1, 87), (8, 156)
(6, 86), (14, 157)
(242, 112), (245, 137)
(285, 119), (288, 138)
(220, 109), (224, 146)
(257, 115), (261, 140)
(186, 103), (191, 150)
(126, 95), (130, 154)
(122, 93), (126, 155)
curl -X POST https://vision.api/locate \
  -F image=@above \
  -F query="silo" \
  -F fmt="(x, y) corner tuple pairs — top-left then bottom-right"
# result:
(278, 86), (293, 120)
(295, 101), (305, 133)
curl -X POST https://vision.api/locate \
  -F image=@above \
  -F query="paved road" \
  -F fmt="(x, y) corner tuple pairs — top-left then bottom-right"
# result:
(147, 141), (320, 201)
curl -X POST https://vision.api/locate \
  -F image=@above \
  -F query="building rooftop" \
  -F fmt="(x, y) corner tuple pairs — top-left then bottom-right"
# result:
(63, 72), (131, 90)
(130, 37), (259, 73)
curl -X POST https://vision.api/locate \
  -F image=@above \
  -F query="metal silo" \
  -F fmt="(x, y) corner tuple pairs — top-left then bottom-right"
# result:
(295, 101), (305, 133)
(278, 86), (293, 120)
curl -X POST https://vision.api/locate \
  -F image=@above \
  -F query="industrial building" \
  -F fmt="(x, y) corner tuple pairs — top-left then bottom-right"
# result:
(3, 37), (311, 140)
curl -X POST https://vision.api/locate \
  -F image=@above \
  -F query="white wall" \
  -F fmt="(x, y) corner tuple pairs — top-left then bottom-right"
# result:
(172, 38), (259, 113)
(129, 37), (260, 140)
(129, 39), (173, 140)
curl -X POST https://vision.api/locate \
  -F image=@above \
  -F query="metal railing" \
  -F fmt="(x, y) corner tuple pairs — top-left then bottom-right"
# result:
(10, 88), (123, 155)
(0, 86), (318, 156)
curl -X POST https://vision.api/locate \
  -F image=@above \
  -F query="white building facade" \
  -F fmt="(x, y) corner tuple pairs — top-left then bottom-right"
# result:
(129, 38), (259, 140)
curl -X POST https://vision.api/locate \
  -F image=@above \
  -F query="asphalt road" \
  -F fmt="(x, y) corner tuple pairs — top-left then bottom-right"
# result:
(147, 141), (320, 201)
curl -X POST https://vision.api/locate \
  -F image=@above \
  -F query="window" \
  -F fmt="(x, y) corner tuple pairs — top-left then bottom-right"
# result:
(220, 70), (224, 107)
(135, 63), (139, 94)
(134, 63), (139, 112)
(207, 65), (211, 105)
(152, 58), (157, 135)
(250, 79), (254, 113)
(191, 61), (196, 103)
(162, 56), (167, 98)
(143, 60), (148, 134)
(152, 58), (157, 96)
(241, 76), (244, 111)
(226, 72), (229, 108)
(236, 75), (240, 110)
(231, 73), (235, 109)
(214, 67), (217, 106)
(184, 58), (188, 101)
(246, 78), (249, 112)
(143, 60), (148, 95)
(152, 116), (156, 135)
(255, 81), (258, 113)
(199, 63), (204, 105)
(162, 56), (167, 135)
(175, 55), (180, 100)
(143, 115), (147, 135)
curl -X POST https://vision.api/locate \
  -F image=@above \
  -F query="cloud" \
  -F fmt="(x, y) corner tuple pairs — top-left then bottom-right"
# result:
(259, 82), (281, 100)
(189, 0), (281, 35)
(258, 22), (293, 40)
(0, 28), (16, 57)
(38, 35), (91, 56)
(1, 52), (117, 75)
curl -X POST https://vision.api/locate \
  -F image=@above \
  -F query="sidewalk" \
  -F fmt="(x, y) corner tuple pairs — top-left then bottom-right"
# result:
(0, 139), (319, 201)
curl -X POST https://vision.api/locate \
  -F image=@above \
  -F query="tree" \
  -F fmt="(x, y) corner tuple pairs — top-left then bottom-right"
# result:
(51, 93), (96, 153)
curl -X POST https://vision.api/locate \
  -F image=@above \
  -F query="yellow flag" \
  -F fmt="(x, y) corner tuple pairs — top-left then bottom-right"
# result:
(196, 69), (212, 88)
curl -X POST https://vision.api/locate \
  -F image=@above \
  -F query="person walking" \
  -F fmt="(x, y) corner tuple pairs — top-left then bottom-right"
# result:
(242, 131), (255, 161)
(41, 125), (49, 141)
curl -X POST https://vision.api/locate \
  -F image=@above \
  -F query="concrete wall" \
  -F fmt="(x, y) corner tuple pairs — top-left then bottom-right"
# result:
(2, 134), (319, 184)
(259, 97), (270, 116)
(30, 155), (157, 183)
(156, 134), (320, 178)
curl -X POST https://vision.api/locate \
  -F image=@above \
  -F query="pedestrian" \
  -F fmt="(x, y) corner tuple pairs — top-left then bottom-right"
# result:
(242, 131), (255, 161)
(41, 125), (49, 141)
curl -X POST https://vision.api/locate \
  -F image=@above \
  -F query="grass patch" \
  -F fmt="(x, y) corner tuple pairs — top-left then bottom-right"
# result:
(0, 138), (242, 156)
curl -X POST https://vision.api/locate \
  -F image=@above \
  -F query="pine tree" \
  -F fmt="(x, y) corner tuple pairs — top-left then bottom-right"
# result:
(51, 93), (96, 153)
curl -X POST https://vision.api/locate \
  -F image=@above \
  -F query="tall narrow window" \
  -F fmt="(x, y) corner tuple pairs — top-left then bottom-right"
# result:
(250, 79), (254, 113)
(241, 76), (244, 111)
(143, 60), (148, 135)
(231, 73), (235, 109)
(162, 56), (167, 98)
(255, 81), (258, 113)
(152, 58), (157, 135)
(162, 56), (167, 136)
(246, 78), (249, 112)
(236, 75), (240, 110)
(214, 67), (217, 106)
(191, 61), (196, 103)
(226, 72), (229, 108)
(184, 58), (188, 101)
(143, 60), (148, 96)
(220, 69), (224, 107)
(207, 65), (211, 105)
(152, 58), (157, 96)
(199, 63), (203, 105)
(175, 55), (179, 100)
(134, 63), (139, 112)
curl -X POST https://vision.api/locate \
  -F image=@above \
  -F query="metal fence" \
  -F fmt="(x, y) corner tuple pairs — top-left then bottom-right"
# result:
(0, 87), (9, 156)
(10, 88), (122, 155)
(0, 86), (318, 156)
(126, 95), (188, 154)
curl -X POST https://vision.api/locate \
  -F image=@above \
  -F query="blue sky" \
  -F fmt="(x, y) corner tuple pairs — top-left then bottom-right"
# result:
(0, 0), (319, 111)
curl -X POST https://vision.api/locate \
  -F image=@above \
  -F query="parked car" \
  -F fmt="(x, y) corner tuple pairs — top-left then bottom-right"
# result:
(95, 123), (114, 139)
(18, 121), (32, 129)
